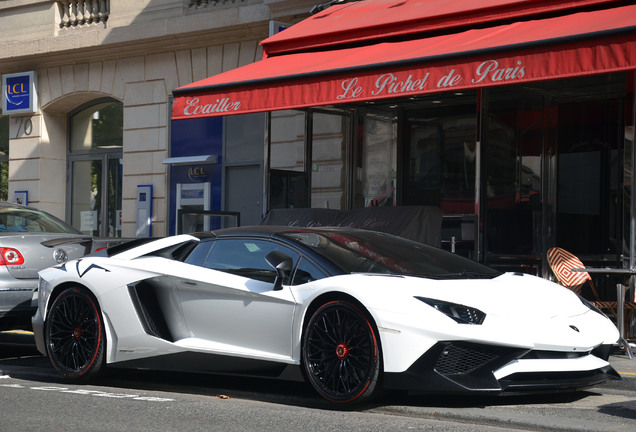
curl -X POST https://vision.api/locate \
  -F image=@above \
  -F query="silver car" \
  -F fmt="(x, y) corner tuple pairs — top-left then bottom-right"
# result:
(0, 202), (92, 331)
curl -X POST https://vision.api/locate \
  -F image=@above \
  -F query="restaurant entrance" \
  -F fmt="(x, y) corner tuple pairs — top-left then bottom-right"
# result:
(393, 72), (628, 288)
(483, 74), (627, 285)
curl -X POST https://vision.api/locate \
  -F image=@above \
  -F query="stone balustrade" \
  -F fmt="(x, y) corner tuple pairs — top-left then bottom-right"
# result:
(57, 1), (110, 28)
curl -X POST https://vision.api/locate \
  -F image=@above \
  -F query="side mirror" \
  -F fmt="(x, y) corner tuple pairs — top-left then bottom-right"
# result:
(265, 251), (293, 291)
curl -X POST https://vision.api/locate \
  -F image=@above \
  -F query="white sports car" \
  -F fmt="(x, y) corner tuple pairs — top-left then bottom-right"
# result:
(32, 226), (620, 403)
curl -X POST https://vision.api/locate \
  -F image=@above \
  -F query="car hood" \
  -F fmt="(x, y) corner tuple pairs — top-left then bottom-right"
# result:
(331, 272), (619, 350)
(390, 272), (587, 319)
(1, 233), (92, 279)
(432, 272), (618, 348)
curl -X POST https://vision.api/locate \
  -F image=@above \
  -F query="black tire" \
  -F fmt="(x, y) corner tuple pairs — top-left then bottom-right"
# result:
(302, 300), (380, 403)
(45, 287), (105, 380)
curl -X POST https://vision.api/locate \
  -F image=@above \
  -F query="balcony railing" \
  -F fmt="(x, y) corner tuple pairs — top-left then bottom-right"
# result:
(57, 1), (110, 28)
(189, 0), (244, 8)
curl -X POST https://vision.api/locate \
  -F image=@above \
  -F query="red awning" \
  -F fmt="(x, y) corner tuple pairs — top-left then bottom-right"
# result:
(172, 3), (636, 120)
(261, 0), (623, 56)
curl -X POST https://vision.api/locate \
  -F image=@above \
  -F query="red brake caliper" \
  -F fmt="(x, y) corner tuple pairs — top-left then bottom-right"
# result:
(336, 343), (349, 359)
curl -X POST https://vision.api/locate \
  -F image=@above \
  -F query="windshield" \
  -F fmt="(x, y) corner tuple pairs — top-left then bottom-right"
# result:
(282, 229), (501, 279)
(0, 207), (82, 234)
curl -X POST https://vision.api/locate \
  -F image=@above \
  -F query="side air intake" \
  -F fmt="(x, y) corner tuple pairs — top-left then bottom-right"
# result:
(128, 281), (174, 342)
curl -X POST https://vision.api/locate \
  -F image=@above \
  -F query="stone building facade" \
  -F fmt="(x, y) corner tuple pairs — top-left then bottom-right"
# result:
(0, 0), (314, 237)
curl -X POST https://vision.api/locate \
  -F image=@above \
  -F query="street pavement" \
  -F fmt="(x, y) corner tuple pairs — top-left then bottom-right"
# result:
(608, 346), (636, 390)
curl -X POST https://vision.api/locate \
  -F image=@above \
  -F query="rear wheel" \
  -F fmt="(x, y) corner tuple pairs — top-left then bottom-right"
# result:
(45, 287), (105, 380)
(302, 300), (380, 403)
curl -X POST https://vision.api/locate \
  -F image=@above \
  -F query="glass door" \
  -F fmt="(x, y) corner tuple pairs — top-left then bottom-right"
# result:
(68, 99), (123, 237)
(70, 155), (122, 237)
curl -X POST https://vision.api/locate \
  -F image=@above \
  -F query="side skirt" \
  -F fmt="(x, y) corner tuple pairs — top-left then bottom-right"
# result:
(110, 351), (305, 382)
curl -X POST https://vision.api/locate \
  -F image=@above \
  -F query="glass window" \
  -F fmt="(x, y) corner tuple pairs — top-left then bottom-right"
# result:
(269, 110), (309, 209)
(225, 113), (265, 163)
(184, 240), (214, 267)
(283, 230), (500, 279)
(555, 97), (622, 254)
(0, 206), (81, 234)
(270, 110), (305, 172)
(202, 239), (299, 284)
(70, 101), (123, 152)
(357, 112), (397, 207)
(482, 74), (626, 278)
(292, 257), (327, 285)
(311, 111), (349, 209)
(403, 93), (477, 215)
(485, 89), (543, 255)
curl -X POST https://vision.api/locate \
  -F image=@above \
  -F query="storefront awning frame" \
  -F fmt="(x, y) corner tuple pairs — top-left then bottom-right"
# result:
(172, 3), (636, 120)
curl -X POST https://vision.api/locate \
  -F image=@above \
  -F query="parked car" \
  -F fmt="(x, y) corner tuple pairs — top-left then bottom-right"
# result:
(0, 202), (93, 331)
(33, 226), (619, 404)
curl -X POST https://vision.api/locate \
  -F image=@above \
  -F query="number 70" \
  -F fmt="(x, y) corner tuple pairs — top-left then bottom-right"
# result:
(13, 117), (33, 138)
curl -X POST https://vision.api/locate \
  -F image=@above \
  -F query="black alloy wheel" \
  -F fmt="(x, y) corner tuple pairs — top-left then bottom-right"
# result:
(302, 300), (380, 403)
(45, 287), (105, 379)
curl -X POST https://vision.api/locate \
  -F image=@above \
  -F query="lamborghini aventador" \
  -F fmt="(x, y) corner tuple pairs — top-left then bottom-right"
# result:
(32, 226), (620, 403)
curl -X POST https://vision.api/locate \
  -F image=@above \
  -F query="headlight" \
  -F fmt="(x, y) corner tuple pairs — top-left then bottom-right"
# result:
(416, 297), (486, 325)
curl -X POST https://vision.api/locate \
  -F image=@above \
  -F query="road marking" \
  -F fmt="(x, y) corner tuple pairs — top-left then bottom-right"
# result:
(618, 371), (636, 376)
(0, 383), (174, 402)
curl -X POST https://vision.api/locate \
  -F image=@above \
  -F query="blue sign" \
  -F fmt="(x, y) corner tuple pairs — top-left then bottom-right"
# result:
(2, 71), (37, 114)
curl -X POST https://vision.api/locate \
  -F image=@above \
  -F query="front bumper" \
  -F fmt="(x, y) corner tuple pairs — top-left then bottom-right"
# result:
(383, 341), (620, 395)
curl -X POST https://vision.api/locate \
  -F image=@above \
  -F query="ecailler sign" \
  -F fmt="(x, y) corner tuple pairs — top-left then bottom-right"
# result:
(2, 71), (38, 115)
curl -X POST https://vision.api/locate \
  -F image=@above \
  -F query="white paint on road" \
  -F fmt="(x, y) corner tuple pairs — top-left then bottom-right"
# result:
(1, 383), (174, 402)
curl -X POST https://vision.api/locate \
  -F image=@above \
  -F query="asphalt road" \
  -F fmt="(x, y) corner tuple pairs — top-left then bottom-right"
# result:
(2, 332), (636, 432)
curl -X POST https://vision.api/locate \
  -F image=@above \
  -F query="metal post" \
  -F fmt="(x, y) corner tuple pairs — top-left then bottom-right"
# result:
(617, 283), (633, 359)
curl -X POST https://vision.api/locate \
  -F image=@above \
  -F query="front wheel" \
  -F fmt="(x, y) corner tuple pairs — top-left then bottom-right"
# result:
(302, 300), (380, 403)
(45, 287), (105, 380)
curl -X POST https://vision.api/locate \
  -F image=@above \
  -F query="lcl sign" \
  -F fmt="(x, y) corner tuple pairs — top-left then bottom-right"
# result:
(2, 71), (38, 115)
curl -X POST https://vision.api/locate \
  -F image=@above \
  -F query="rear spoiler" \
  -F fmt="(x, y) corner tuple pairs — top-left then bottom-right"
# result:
(40, 237), (93, 248)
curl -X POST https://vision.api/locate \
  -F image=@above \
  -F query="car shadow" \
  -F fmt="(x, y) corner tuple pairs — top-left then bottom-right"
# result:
(0, 351), (604, 412)
(597, 400), (636, 421)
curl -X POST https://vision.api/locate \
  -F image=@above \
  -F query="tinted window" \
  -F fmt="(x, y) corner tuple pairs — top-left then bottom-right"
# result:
(202, 239), (299, 283)
(283, 229), (500, 279)
(292, 257), (327, 285)
(184, 241), (214, 267)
